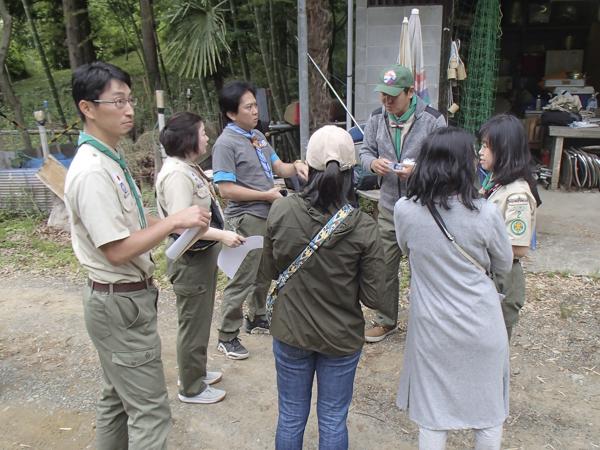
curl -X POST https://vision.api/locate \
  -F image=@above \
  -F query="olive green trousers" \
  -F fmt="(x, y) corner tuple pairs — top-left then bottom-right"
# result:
(167, 240), (220, 397)
(83, 283), (170, 450)
(495, 260), (526, 341)
(374, 206), (402, 329)
(218, 213), (270, 342)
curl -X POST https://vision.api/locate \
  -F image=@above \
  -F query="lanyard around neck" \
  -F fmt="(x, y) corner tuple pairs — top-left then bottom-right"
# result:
(78, 132), (147, 228)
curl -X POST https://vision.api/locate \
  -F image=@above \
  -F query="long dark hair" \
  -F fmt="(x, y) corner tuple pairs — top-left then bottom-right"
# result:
(477, 114), (533, 186)
(477, 114), (541, 206)
(300, 162), (356, 210)
(406, 127), (479, 211)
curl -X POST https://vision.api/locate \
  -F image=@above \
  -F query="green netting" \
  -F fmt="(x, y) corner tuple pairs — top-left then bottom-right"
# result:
(453, 0), (502, 135)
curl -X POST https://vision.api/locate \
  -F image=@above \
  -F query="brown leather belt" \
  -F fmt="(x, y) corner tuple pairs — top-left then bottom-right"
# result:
(88, 277), (153, 293)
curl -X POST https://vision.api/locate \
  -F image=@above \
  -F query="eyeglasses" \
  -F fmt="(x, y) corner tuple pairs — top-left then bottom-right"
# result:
(93, 98), (138, 109)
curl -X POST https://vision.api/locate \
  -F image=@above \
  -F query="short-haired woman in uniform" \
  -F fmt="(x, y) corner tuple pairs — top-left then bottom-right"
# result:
(478, 114), (541, 341)
(156, 111), (245, 404)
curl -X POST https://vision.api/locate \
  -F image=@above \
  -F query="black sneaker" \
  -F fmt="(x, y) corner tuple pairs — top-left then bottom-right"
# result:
(217, 337), (249, 360)
(244, 315), (270, 334)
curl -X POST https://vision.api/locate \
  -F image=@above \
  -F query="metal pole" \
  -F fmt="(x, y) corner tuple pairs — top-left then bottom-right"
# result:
(44, 100), (61, 154)
(34, 110), (49, 157)
(298, 0), (309, 160)
(186, 88), (192, 112)
(346, 0), (354, 131)
(155, 90), (167, 159)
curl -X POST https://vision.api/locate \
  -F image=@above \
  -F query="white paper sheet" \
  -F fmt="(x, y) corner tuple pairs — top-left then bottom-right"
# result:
(217, 235), (264, 278)
(165, 226), (203, 261)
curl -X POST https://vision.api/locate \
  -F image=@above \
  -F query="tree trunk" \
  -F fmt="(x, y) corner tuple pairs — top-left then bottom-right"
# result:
(199, 77), (214, 119)
(22, 0), (68, 127)
(63, 0), (95, 71)
(77, 0), (96, 63)
(139, 0), (162, 92)
(229, 0), (251, 82)
(62, 0), (85, 71)
(0, 0), (32, 151)
(269, 0), (287, 107)
(306, 0), (331, 129)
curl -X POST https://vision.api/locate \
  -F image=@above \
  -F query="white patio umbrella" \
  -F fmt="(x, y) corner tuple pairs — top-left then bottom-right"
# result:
(397, 17), (412, 70)
(408, 8), (430, 104)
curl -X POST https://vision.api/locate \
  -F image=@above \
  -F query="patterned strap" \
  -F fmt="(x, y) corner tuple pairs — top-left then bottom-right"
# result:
(266, 203), (355, 322)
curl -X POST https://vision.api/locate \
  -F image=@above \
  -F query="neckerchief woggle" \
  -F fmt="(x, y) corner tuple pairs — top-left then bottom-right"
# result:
(388, 95), (417, 161)
(226, 123), (273, 181)
(481, 171), (502, 199)
(78, 132), (147, 228)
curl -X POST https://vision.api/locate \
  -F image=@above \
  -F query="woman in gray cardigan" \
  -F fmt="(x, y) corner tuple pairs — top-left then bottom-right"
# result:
(393, 127), (514, 449)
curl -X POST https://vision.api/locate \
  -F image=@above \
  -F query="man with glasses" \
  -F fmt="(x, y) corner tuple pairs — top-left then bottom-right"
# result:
(212, 81), (308, 359)
(64, 61), (211, 449)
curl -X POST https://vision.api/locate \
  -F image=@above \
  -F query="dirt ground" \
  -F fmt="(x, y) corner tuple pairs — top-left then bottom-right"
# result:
(0, 268), (599, 450)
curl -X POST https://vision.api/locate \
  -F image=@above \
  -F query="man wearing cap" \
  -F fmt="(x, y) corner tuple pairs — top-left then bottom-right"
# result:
(359, 65), (446, 343)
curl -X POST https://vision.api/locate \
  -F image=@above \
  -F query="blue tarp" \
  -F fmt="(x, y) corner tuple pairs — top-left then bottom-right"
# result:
(22, 154), (74, 169)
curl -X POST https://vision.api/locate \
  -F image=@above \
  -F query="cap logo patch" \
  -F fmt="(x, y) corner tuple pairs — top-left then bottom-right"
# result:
(383, 70), (397, 85)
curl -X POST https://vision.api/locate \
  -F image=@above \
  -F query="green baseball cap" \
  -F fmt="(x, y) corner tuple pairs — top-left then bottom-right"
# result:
(374, 65), (415, 96)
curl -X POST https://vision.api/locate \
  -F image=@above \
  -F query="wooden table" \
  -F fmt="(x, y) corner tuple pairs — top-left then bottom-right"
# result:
(549, 126), (600, 189)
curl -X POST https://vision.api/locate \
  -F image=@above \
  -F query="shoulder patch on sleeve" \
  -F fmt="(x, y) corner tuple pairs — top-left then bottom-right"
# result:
(510, 219), (527, 235)
(507, 194), (529, 211)
(424, 106), (442, 119)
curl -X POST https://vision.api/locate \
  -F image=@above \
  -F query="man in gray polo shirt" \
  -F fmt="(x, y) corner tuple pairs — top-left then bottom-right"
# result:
(213, 80), (308, 359)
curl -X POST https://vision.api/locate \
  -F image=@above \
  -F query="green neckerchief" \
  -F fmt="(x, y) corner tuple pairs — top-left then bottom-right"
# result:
(78, 132), (147, 228)
(389, 95), (417, 160)
(482, 171), (495, 191)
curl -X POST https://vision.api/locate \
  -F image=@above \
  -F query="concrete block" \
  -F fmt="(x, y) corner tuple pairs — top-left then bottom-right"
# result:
(355, 83), (367, 103)
(356, 27), (367, 46)
(423, 44), (441, 66)
(367, 65), (386, 84)
(367, 46), (401, 66)
(367, 26), (402, 46)
(367, 7), (406, 27)
(355, 64), (367, 84)
(356, 9), (367, 28)
(355, 47), (367, 67)
(421, 25), (442, 46)
(424, 64), (440, 86)
(355, 104), (367, 123)
(411, 6), (443, 26)
(356, 0), (367, 9)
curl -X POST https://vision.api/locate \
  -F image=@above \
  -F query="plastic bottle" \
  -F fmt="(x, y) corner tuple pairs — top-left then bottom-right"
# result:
(535, 95), (541, 111)
(587, 93), (597, 111)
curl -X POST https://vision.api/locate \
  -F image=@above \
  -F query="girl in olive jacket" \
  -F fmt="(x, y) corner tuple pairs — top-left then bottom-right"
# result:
(261, 126), (385, 449)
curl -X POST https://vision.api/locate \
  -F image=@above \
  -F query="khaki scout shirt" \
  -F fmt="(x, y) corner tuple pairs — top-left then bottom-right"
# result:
(487, 179), (537, 247)
(64, 141), (154, 284)
(155, 156), (212, 217)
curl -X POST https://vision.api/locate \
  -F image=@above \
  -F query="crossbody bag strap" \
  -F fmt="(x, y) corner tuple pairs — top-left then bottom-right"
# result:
(266, 203), (355, 323)
(426, 203), (491, 278)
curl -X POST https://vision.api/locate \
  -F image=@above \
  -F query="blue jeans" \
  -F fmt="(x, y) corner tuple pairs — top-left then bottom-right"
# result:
(273, 338), (362, 450)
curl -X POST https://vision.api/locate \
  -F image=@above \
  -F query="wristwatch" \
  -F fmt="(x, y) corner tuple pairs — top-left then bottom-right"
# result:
(293, 160), (304, 170)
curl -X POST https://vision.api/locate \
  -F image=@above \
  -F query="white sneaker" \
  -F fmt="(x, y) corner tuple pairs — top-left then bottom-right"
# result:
(177, 371), (223, 387)
(204, 371), (223, 385)
(178, 386), (226, 404)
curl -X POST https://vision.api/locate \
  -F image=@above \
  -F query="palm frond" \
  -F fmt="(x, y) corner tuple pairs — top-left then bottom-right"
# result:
(163, 0), (230, 78)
